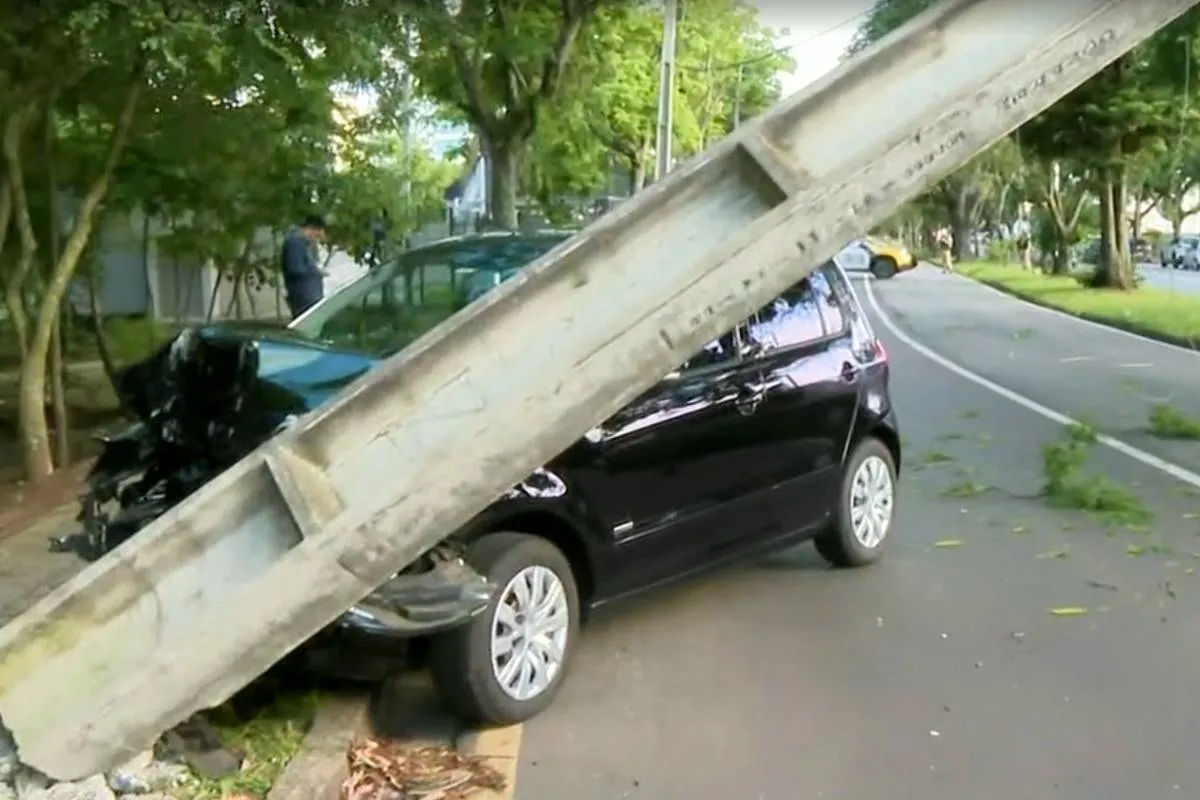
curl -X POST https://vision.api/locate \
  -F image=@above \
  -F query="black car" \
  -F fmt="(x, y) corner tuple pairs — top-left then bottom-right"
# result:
(59, 231), (901, 727)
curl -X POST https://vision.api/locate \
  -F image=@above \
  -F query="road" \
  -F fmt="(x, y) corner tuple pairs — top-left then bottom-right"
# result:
(1139, 262), (1200, 295)
(512, 265), (1200, 800)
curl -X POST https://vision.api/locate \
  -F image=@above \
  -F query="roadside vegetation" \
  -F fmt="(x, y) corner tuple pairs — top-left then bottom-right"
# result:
(955, 262), (1200, 345)
(182, 691), (320, 800)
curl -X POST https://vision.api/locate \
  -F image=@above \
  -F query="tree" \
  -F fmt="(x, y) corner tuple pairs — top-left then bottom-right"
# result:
(405, 0), (605, 230)
(524, 0), (790, 205)
(849, 0), (1013, 259)
(1019, 13), (1200, 288)
(1138, 143), (1200, 236)
(0, 0), (433, 482)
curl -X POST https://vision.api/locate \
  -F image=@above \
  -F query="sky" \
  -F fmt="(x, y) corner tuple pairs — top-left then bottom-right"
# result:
(751, 2), (877, 96)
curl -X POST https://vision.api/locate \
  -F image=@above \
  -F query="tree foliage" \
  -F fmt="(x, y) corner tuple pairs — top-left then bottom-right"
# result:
(0, 0), (458, 482)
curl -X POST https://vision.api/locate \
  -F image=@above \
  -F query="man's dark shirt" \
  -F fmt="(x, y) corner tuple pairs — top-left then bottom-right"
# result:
(281, 227), (322, 315)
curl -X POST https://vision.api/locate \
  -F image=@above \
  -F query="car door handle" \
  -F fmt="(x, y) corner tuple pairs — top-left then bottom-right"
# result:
(840, 361), (859, 382)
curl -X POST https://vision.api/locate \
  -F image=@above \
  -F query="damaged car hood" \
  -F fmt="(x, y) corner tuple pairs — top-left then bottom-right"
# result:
(115, 323), (379, 461)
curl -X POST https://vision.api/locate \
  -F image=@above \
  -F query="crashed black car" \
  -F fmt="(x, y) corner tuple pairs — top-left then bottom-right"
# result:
(57, 230), (902, 726)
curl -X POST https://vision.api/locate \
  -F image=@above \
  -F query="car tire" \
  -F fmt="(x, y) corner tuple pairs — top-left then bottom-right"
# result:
(870, 256), (898, 280)
(427, 532), (580, 726)
(814, 437), (897, 568)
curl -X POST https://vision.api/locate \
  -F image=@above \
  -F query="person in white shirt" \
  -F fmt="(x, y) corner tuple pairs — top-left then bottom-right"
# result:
(935, 226), (954, 273)
(1012, 214), (1033, 270)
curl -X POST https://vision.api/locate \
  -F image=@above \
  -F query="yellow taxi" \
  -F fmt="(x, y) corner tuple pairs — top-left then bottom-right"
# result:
(862, 236), (918, 279)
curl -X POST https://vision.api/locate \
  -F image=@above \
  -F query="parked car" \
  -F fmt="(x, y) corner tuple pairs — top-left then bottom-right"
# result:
(1130, 237), (1153, 264)
(56, 230), (901, 727)
(1162, 235), (1199, 268)
(1180, 239), (1200, 271)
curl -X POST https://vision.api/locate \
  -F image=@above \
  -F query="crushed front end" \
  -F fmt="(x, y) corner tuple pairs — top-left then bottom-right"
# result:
(53, 327), (495, 673)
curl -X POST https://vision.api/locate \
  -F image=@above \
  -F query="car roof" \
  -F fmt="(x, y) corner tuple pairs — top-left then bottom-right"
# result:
(407, 229), (575, 255)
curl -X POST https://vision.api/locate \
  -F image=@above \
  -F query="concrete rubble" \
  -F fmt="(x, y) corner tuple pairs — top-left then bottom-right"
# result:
(0, 714), (240, 800)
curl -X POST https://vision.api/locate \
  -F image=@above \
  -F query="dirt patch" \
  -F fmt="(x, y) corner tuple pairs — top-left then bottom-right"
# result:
(0, 504), (87, 626)
(0, 460), (92, 544)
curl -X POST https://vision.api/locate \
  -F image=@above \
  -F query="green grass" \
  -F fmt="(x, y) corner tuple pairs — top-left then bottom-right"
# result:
(181, 691), (320, 800)
(958, 261), (1200, 344)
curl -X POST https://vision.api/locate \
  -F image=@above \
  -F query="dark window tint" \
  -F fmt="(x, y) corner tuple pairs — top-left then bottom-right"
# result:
(678, 324), (750, 372)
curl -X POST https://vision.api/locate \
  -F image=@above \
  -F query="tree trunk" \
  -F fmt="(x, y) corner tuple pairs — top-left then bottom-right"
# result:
(3, 106), (37, 360)
(44, 101), (69, 467)
(630, 158), (646, 194)
(485, 135), (522, 230)
(18, 74), (140, 482)
(86, 265), (119, 386)
(1094, 167), (1133, 290)
(206, 266), (224, 321)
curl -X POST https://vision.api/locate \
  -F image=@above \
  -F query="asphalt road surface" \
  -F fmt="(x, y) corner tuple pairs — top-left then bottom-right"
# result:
(514, 265), (1200, 800)
(1139, 261), (1200, 295)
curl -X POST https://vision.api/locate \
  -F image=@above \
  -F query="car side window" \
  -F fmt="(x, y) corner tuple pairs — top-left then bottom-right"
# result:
(318, 275), (407, 353)
(810, 267), (847, 335)
(676, 323), (751, 373)
(746, 277), (824, 350)
(745, 263), (849, 352)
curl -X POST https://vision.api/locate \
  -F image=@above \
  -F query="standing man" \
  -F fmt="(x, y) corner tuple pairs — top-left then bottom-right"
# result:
(282, 214), (328, 319)
(369, 208), (389, 269)
(1012, 208), (1033, 270)
(935, 226), (954, 273)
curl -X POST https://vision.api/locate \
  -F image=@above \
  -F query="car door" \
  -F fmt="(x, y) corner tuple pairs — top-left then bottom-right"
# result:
(731, 263), (862, 542)
(563, 326), (770, 598)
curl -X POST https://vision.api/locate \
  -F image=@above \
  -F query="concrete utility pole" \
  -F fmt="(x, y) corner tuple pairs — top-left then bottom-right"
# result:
(654, 0), (678, 182)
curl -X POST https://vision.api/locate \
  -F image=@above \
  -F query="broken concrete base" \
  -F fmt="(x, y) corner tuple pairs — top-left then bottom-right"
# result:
(0, 714), (239, 800)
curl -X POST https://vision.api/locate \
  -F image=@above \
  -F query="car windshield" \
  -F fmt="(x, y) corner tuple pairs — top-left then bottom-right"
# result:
(290, 232), (570, 357)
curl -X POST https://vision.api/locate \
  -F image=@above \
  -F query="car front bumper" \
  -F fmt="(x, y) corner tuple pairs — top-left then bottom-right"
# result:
(339, 554), (494, 638)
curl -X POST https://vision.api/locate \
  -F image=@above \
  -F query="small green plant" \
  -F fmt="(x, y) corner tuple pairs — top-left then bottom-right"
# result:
(1042, 422), (1151, 525)
(1148, 404), (1200, 440)
(942, 477), (990, 498)
(960, 409), (980, 419)
(917, 449), (954, 465)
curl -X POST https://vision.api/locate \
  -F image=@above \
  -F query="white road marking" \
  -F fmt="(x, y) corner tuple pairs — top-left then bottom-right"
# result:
(1059, 355), (1095, 363)
(957, 272), (1200, 359)
(862, 279), (1200, 491)
(1119, 362), (1154, 369)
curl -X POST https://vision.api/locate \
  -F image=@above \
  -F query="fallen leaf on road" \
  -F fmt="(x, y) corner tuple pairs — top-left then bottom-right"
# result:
(1086, 580), (1119, 592)
(1012, 524), (1030, 534)
(1184, 512), (1199, 520)
(1127, 544), (1146, 556)
(1049, 607), (1088, 617)
(933, 539), (963, 548)
(1036, 548), (1069, 560)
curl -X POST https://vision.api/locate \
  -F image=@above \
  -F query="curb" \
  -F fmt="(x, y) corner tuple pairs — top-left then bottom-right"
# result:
(265, 692), (371, 800)
(457, 725), (522, 800)
(962, 273), (1200, 354)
